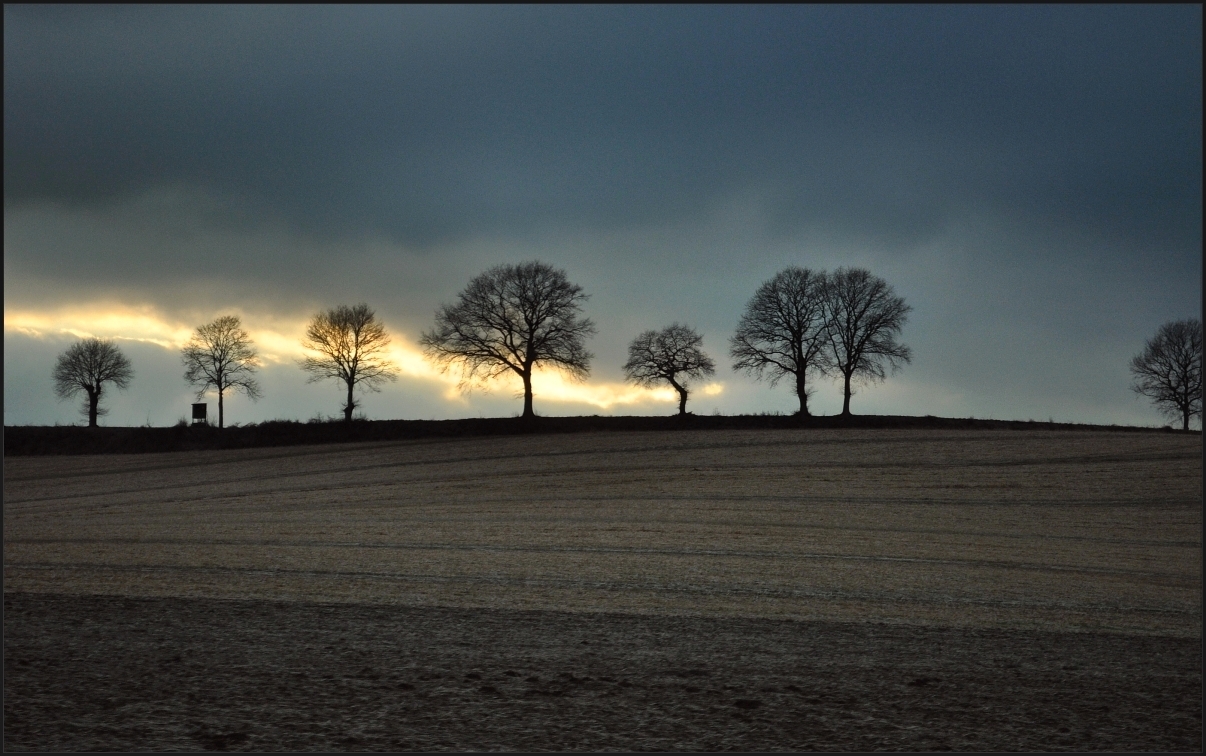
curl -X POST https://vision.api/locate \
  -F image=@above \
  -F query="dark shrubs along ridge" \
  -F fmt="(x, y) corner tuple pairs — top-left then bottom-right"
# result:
(3, 414), (1191, 456)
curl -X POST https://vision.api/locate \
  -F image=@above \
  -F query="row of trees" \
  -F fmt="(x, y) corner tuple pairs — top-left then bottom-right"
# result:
(176, 304), (401, 427)
(50, 261), (1201, 428)
(52, 306), (399, 428)
(421, 262), (914, 418)
(729, 266), (912, 417)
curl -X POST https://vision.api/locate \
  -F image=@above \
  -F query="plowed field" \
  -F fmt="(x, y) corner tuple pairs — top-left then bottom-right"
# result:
(4, 428), (1202, 750)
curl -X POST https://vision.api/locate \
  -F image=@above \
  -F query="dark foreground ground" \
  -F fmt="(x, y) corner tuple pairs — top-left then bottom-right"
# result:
(4, 593), (1200, 752)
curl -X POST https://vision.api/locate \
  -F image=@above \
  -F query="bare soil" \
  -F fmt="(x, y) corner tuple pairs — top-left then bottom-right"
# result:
(4, 592), (1201, 752)
(4, 428), (1202, 750)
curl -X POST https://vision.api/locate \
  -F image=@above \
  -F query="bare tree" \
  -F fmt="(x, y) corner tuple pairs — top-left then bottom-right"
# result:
(729, 267), (830, 416)
(624, 324), (716, 415)
(1130, 318), (1202, 431)
(421, 261), (596, 419)
(181, 315), (262, 429)
(822, 267), (912, 416)
(299, 303), (398, 422)
(52, 337), (134, 427)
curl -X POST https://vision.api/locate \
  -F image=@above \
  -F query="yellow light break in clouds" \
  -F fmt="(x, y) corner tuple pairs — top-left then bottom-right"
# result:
(4, 304), (724, 411)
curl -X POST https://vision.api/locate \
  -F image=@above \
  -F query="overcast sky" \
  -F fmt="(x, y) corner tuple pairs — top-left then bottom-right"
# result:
(4, 5), (1201, 427)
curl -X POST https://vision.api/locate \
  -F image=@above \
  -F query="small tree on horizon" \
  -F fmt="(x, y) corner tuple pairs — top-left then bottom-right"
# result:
(1130, 318), (1202, 431)
(52, 337), (134, 427)
(822, 267), (912, 416)
(420, 261), (596, 419)
(299, 303), (398, 422)
(730, 267), (830, 416)
(181, 315), (262, 429)
(623, 323), (716, 415)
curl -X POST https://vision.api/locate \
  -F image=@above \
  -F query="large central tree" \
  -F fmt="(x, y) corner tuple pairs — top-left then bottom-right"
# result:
(729, 267), (830, 416)
(421, 261), (596, 418)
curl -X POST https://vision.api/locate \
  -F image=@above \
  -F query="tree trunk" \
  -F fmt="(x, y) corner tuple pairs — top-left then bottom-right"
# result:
(87, 388), (99, 428)
(345, 378), (356, 422)
(1184, 407), (1190, 431)
(668, 379), (688, 416)
(218, 387), (225, 429)
(521, 369), (534, 418)
(795, 372), (810, 417)
(841, 372), (853, 416)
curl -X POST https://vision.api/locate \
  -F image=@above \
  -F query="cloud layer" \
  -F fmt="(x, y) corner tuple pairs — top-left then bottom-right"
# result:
(4, 6), (1201, 427)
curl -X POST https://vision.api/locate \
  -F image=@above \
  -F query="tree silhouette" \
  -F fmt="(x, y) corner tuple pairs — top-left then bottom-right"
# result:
(730, 267), (830, 416)
(822, 267), (912, 416)
(52, 337), (134, 427)
(299, 303), (398, 422)
(181, 315), (262, 428)
(421, 261), (595, 419)
(624, 324), (716, 415)
(1130, 318), (1202, 431)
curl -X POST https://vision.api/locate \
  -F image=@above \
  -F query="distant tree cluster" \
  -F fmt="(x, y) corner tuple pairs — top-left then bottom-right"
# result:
(50, 307), (400, 428)
(730, 266), (911, 416)
(52, 256), (1197, 430)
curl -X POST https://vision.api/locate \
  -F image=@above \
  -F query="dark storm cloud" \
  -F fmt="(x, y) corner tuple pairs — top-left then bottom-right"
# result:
(6, 4), (1200, 253)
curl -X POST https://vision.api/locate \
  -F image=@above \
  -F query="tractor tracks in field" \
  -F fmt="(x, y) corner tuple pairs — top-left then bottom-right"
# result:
(347, 518), (1204, 550)
(5, 448), (1201, 508)
(5, 482), (1201, 521)
(2, 433), (934, 481)
(5, 561), (1200, 619)
(4, 537), (1196, 581)
(6, 431), (1198, 490)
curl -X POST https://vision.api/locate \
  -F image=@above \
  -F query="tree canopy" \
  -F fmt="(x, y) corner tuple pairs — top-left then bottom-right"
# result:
(822, 267), (912, 416)
(53, 337), (134, 427)
(729, 267), (830, 416)
(299, 303), (398, 422)
(181, 315), (262, 428)
(624, 323), (716, 415)
(1130, 318), (1202, 430)
(421, 261), (596, 419)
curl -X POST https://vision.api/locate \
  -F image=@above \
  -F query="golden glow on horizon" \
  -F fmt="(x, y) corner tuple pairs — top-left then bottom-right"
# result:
(489, 366), (725, 410)
(5, 305), (724, 410)
(5, 305), (196, 349)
